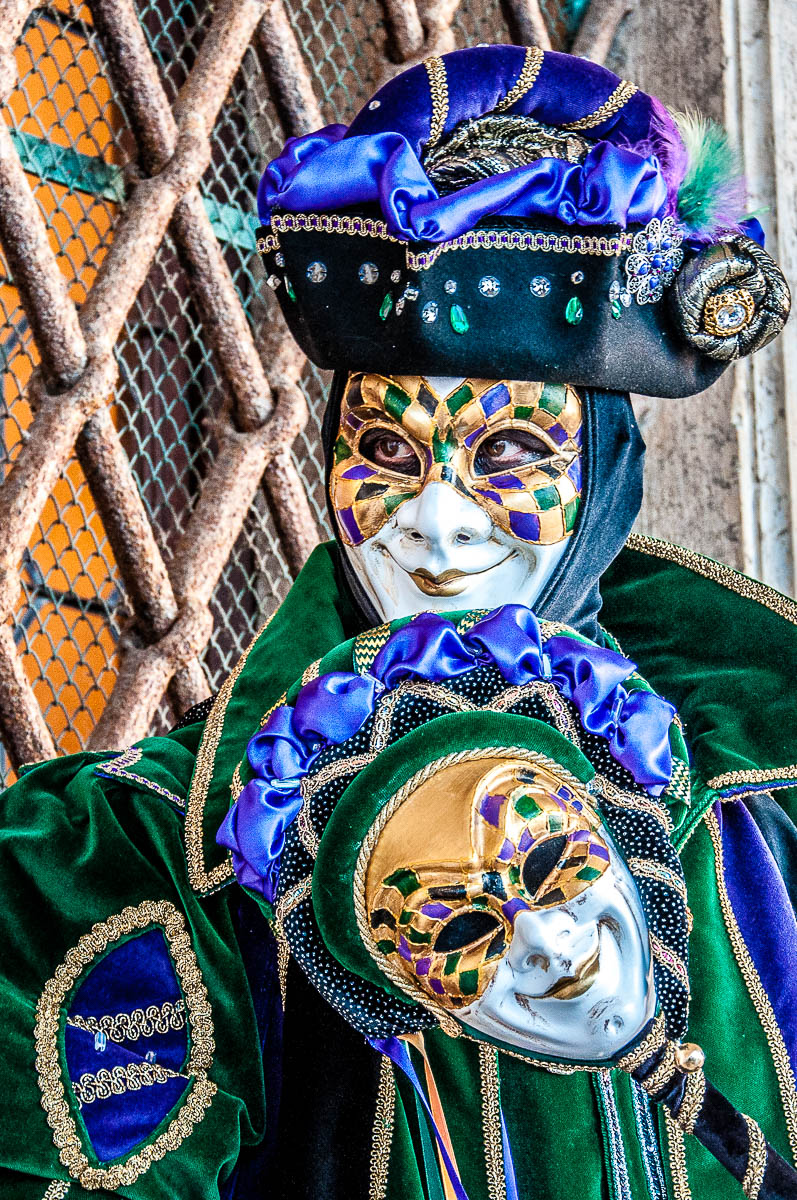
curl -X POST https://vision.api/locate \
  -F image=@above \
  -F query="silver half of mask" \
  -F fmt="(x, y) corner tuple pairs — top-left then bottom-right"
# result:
(458, 837), (655, 1062)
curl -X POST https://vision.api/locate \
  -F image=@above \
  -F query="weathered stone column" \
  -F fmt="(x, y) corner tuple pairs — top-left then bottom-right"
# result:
(610, 0), (796, 594)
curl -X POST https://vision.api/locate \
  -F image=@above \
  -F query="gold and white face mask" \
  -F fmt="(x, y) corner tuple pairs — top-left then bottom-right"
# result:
(366, 756), (654, 1060)
(331, 374), (583, 621)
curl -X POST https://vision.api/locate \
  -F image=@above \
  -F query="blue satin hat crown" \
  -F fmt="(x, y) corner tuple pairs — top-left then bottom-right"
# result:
(259, 47), (680, 242)
(255, 45), (788, 396)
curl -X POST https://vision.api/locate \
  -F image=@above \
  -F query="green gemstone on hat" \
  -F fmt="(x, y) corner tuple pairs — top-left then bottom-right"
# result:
(565, 296), (583, 325)
(449, 303), (469, 334)
(285, 277), (296, 302)
(379, 292), (393, 320)
(611, 299), (623, 320)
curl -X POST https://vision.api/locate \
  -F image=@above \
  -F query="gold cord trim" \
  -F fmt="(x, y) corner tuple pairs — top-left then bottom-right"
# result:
(628, 857), (689, 904)
(72, 1060), (186, 1107)
(706, 809), (797, 1162)
(742, 1114), (767, 1199)
(265, 214), (634, 272)
(67, 999), (186, 1044)
(354, 745), (585, 1035)
(260, 690), (289, 729)
(560, 80), (638, 130)
(493, 46), (544, 113)
(627, 532), (797, 626)
(35, 900), (216, 1191)
(591, 774), (673, 834)
(353, 625), (393, 675)
(665, 1113), (693, 1200)
(274, 875), (313, 1009)
(675, 1068), (706, 1135)
(617, 1014), (667, 1073)
(649, 931), (690, 990)
(407, 226), (632, 271)
(640, 1040), (678, 1097)
(479, 1043), (508, 1200)
(42, 1184), (70, 1200)
(488, 680), (582, 747)
(708, 767), (797, 792)
(369, 1054), (395, 1200)
(186, 614), (274, 893)
(424, 57), (449, 148)
(97, 747), (186, 809)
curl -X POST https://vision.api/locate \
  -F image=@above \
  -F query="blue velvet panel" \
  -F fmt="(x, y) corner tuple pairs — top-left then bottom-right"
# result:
(64, 927), (190, 1163)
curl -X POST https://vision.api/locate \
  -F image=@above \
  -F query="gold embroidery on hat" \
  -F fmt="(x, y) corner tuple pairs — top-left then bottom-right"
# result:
(560, 80), (638, 131)
(425, 57), (449, 148)
(493, 46), (545, 114)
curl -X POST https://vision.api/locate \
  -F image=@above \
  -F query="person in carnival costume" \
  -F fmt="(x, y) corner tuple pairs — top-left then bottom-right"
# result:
(0, 40), (795, 1200)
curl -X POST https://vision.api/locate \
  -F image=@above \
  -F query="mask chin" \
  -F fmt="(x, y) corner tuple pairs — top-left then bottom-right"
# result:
(342, 530), (569, 622)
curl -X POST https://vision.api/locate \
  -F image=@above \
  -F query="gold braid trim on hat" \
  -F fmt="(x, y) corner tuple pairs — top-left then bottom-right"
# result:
(424, 57), (449, 148)
(560, 80), (638, 131)
(493, 46), (545, 113)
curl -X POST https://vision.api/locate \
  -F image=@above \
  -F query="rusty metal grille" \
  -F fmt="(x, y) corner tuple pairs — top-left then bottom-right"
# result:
(0, 0), (601, 787)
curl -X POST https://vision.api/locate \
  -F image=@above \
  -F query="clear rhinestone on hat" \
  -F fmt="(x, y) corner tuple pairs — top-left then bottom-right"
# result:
(306, 261), (327, 283)
(275, 252), (285, 267)
(715, 302), (747, 331)
(369, 99), (381, 110)
(620, 289), (632, 307)
(395, 297), (406, 315)
(390, 269), (401, 283)
(571, 270), (584, 284)
(609, 280), (621, 302)
(478, 275), (500, 298)
(403, 285), (419, 302)
(421, 301), (439, 323)
(530, 276), (551, 298)
(444, 279), (457, 294)
(266, 274), (281, 291)
(359, 262), (379, 284)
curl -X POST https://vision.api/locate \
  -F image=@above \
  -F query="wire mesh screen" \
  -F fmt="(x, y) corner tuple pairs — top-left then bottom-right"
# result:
(0, 0), (586, 787)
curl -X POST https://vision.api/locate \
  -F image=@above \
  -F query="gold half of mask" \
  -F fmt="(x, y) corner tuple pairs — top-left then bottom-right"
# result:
(366, 756), (609, 1010)
(331, 374), (583, 547)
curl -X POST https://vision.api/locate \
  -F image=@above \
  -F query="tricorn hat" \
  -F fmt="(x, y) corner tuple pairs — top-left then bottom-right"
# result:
(256, 45), (790, 397)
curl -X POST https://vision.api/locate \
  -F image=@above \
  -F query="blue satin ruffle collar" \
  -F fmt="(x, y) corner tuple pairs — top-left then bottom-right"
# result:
(218, 606), (676, 901)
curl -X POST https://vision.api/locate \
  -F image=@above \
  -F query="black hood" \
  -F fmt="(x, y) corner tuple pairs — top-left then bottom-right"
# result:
(321, 374), (645, 641)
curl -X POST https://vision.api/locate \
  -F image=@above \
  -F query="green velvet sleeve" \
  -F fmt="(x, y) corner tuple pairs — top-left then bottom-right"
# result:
(0, 747), (265, 1200)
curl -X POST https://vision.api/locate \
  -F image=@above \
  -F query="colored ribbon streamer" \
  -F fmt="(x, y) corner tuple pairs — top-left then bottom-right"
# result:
(370, 1036), (471, 1200)
(218, 606), (675, 899)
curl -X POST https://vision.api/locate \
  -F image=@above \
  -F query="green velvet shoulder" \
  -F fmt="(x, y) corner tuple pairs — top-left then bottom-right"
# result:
(601, 535), (797, 803)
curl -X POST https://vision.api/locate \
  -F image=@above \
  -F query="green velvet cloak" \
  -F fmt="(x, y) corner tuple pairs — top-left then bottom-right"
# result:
(0, 535), (795, 1198)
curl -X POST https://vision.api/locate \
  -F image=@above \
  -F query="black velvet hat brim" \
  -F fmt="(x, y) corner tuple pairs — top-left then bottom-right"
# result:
(258, 213), (726, 398)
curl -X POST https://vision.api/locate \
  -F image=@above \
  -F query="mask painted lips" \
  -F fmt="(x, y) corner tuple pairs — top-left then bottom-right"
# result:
(404, 553), (515, 596)
(516, 943), (601, 1005)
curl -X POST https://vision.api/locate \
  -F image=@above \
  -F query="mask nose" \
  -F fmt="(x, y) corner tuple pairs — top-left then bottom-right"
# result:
(509, 908), (594, 988)
(395, 481), (493, 549)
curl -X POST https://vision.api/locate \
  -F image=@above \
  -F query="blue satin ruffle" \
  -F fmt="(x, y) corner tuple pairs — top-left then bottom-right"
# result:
(218, 607), (676, 901)
(258, 125), (669, 243)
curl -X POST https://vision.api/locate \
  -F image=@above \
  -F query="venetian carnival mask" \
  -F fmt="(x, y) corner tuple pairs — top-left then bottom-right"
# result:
(331, 373), (583, 620)
(367, 756), (654, 1061)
